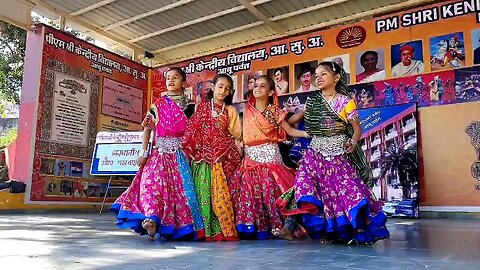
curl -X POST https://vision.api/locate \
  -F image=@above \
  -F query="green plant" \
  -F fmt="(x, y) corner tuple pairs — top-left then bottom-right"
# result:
(0, 21), (26, 105)
(0, 128), (18, 149)
(380, 143), (418, 199)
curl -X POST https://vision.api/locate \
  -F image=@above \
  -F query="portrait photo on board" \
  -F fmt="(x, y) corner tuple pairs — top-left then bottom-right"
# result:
(472, 29), (480, 65)
(196, 80), (213, 104)
(391, 40), (424, 78)
(294, 61), (317, 93)
(355, 49), (385, 83)
(323, 54), (351, 83)
(241, 71), (262, 101)
(430, 32), (465, 71)
(267, 66), (289, 95)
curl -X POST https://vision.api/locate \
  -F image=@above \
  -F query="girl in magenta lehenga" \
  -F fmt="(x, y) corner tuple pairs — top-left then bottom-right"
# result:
(110, 68), (204, 240)
(276, 61), (389, 245)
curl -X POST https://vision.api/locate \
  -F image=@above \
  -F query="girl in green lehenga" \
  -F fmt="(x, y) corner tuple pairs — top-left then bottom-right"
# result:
(182, 74), (242, 241)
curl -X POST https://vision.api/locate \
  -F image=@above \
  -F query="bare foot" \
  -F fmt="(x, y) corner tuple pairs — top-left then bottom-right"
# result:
(321, 238), (333, 244)
(320, 234), (334, 244)
(142, 219), (157, 238)
(273, 228), (294, 241)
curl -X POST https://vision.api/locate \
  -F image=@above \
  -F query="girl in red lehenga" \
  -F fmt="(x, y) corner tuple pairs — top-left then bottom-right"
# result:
(183, 74), (242, 241)
(229, 75), (310, 240)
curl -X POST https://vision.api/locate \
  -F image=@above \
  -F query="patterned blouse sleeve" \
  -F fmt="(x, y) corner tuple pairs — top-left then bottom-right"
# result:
(276, 108), (288, 124)
(344, 99), (359, 121)
(262, 104), (288, 125)
(270, 105), (287, 124)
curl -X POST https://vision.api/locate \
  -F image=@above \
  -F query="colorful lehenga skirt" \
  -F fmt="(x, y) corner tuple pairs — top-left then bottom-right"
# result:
(191, 160), (238, 241)
(110, 138), (204, 240)
(279, 135), (389, 244)
(230, 143), (295, 240)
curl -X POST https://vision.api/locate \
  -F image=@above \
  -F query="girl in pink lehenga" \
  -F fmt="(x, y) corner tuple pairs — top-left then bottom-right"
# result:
(111, 68), (204, 240)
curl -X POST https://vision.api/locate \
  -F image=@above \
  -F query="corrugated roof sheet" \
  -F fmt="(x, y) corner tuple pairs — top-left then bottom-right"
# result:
(257, 0), (331, 18)
(78, 0), (178, 27)
(136, 9), (259, 50)
(110, 0), (241, 39)
(43, 0), (100, 14)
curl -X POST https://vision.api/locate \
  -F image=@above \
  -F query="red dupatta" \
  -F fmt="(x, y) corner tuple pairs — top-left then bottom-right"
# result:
(183, 101), (238, 164)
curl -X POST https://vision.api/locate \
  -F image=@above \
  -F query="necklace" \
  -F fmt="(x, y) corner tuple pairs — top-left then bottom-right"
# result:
(254, 100), (268, 113)
(168, 94), (187, 111)
(324, 92), (337, 104)
(211, 99), (225, 118)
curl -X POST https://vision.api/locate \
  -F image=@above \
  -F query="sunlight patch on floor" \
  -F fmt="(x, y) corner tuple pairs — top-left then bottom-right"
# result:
(0, 216), (91, 223)
(103, 246), (200, 259)
(0, 239), (57, 257)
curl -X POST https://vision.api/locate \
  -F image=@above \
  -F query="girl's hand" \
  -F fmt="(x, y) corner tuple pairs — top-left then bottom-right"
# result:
(141, 113), (155, 130)
(302, 131), (311, 138)
(345, 140), (357, 153)
(137, 156), (148, 168)
(235, 140), (244, 153)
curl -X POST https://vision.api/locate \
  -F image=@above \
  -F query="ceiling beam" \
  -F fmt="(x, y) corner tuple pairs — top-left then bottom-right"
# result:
(273, 0), (349, 20)
(70, 0), (116, 16)
(152, 0), (436, 64)
(237, 0), (285, 33)
(0, 0), (33, 30)
(129, 0), (273, 43)
(153, 21), (265, 54)
(102, 0), (194, 31)
(22, 0), (149, 57)
(128, 5), (244, 43)
(152, 0), (348, 54)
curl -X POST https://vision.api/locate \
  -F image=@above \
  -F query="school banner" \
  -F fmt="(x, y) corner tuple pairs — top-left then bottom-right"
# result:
(151, 0), (480, 108)
(29, 25), (148, 203)
(151, 0), (480, 209)
(90, 132), (143, 176)
(358, 103), (416, 135)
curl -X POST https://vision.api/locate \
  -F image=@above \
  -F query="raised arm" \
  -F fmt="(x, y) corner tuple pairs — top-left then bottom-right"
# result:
(279, 119), (309, 138)
(137, 107), (156, 167)
(287, 110), (304, 125)
(344, 100), (362, 153)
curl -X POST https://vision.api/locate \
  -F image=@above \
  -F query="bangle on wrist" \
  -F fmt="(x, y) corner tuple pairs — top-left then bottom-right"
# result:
(139, 149), (149, 157)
